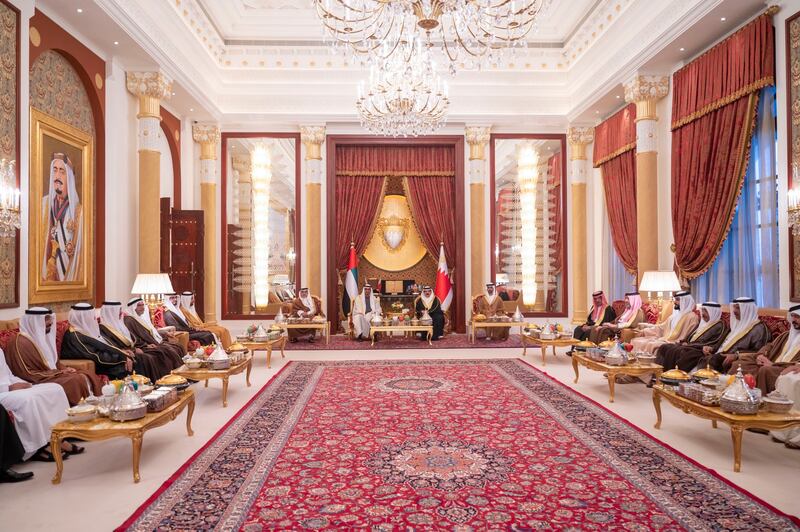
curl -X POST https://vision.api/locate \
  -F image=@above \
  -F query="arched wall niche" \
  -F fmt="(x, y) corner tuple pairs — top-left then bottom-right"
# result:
(29, 9), (105, 307)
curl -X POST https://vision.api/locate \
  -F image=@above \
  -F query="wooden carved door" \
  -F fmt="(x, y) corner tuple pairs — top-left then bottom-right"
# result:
(160, 198), (205, 315)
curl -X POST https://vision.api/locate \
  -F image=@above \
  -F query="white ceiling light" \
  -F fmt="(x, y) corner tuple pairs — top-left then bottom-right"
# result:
(720, 17), (726, 21)
(76, 8), (83, 13)
(313, 0), (551, 74)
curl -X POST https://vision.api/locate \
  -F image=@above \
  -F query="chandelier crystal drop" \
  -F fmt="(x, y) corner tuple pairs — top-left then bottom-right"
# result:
(0, 159), (20, 238)
(356, 44), (449, 137)
(517, 144), (538, 307)
(313, 0), (550, 72)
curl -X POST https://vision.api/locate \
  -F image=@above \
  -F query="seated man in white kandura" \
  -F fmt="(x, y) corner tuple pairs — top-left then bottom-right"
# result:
(352, 284), (382, 341)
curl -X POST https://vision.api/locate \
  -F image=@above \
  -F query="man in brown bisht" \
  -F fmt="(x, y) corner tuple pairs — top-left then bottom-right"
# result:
(124, 298), (186, 363)
(474, 283), (509, 340)
(4, 307), (101, 405)
(730, 304), (800, 395)
(656, 302), (728, 374)
(99, 301), (181, 382)
(287, 288), (325, 343)
(179, 291), (232, 348)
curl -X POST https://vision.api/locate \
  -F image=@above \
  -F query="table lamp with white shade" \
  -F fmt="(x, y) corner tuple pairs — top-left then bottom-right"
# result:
(131, 273), (175, 309)
(639, 270), (682, 314)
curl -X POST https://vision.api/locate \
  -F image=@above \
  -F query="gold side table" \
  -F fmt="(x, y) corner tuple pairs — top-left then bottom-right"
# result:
(468, 320), (528, 343)
(49, 389), (195, 484)
(652, 384), (800, 472)
(241, 336), (287, 368)
(172, 354), (252, 407)
(572, 352), (663, 403)
(369, 325), (433, 346)
(521, 335), (579, 364)
(274, 321), (330, 345)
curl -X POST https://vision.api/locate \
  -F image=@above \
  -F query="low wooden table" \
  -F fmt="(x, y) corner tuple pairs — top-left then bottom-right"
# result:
(241, 336), (287, 369)
(521, 335), (579, 364)
(572, 352), (663, 403)
(275, 321), (330, 345)
(370, 325), (433, 346)
(468, 320), (528, 343)
(172, 354), (252, 407)
(50, 389), (195, 484)
(652, 384), (800, 472)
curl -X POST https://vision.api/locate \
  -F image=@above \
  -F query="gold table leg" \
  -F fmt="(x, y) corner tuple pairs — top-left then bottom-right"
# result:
(280, 337), (286, 359)
(266, 346), (272, 369)
(222, 376), (230, 407)
(572, 356), (579, 384)
(712, 420), (718, 429)
(131, 432), (143, 483)
(607, 372), (616, 403)
(204, 380), (208, 388)
(371, 331), (376, 346)
(653, 390), (662, 429)
(246, 359), (252, 386)
(731, 425), (744, 472)
(50, 433), (64, 485)
(186, 396), (195, 436)
(541, 346), (547, 366)
(326, 323), (330, 345)
(428, 330), (432, 346)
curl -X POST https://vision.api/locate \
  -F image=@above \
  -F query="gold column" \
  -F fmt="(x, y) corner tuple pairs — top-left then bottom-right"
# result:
(126, 72), (172, 273)
(624, 75), (669, 285)
(567, 127), (594, 324)
(301, 125), (326, 297)
(465, 126), (491, 299)
(193, 124), (221, 322)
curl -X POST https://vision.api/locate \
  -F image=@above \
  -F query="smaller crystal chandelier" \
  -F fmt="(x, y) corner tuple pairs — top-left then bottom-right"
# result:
(0, 159), (20, 238)
(356, 44), (449, 137)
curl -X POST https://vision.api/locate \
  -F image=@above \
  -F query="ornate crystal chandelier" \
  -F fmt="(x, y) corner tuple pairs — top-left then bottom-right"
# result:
(0, 159), (20, 238)
(356, 44), (449, 137)
(313, 0), (550, 72)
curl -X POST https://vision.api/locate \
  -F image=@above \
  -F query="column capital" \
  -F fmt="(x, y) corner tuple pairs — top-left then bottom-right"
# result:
(624, 74), (669, 121)
(231, 154), (251, 180)
(300, 125), (326, 160)
(465, 126), (491, 160)
(192, 123), (221, 160)
(126, 71), (172, 119)
(567, 126), (594, 161)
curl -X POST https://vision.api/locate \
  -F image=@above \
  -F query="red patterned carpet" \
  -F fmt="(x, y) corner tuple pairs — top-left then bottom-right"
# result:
(284, 333), (524, 350)
(119, 359), (799, 531)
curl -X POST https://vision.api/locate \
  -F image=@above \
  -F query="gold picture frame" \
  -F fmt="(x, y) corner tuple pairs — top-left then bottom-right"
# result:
(28, 107), (94, 303)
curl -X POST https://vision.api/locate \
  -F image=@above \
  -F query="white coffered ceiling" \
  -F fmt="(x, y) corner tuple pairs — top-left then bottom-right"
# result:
(43, 0), (766, 130)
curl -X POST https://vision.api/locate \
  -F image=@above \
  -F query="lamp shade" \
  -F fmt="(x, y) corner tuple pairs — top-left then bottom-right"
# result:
(131, 273), (174, 295)
(639, 270), (681, 293)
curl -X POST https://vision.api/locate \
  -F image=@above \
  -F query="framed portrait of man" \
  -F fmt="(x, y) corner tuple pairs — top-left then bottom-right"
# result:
(28, 108), (94, 303)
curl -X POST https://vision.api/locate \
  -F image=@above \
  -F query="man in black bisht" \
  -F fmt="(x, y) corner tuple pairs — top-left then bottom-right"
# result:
(0, 405), (32, 483)
(415, 285), (445, 341)
(162, 293), (215, 345)
(573, 290), (617, 342)
(60, 303), (131, 381)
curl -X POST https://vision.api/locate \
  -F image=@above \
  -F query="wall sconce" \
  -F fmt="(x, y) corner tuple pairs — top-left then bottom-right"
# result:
(0, 159), (20, 238)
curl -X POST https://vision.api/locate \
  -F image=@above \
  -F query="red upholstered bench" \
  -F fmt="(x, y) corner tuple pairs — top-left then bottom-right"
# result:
(0, 319), (97, 377)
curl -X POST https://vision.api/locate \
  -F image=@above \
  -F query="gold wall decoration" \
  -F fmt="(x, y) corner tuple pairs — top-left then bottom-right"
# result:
(363, 194), (427, 272)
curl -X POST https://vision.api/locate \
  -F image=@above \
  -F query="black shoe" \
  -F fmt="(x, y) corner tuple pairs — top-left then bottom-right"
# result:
(356, 336), (363, 342)
(0, 469), (33, 483)
(290, 338), (298, 343)
(308, 337), (315, 343)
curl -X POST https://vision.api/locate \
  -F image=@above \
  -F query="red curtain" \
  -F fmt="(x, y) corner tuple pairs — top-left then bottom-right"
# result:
(593, 104), (636, 167)
(670, 12), (774, 278)
(335, 145), (455, 177)
(671, 13), (774, 130)
(334, 174), (386, 269)
(672, 93), (760, 278)
(404, 176), (456, 265)
(593, 104), (638, 274)
(601, 151), (638, 274)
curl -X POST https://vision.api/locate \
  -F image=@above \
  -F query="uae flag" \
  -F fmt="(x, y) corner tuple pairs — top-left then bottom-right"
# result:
(343, 243), (358, 316)
(434, 243), (453, 311)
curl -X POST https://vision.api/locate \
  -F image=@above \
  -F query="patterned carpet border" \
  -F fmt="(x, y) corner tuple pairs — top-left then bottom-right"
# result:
(284, 333), (525, 350)
(117, 359), (800, 531)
